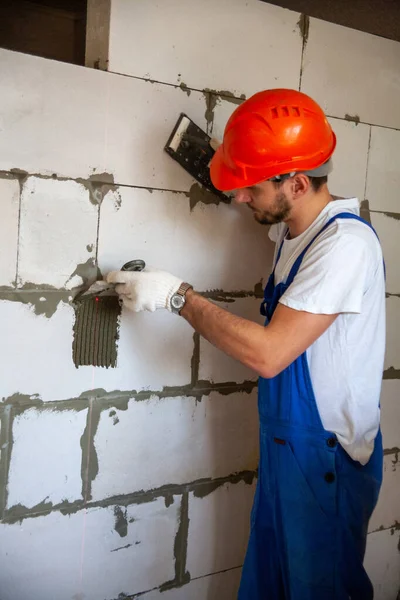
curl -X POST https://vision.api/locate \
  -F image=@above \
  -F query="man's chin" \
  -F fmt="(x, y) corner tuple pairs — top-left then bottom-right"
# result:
(254, 212), (273, 226)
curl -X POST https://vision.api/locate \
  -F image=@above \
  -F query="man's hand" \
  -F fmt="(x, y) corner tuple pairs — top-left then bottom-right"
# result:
(106, 268), (183, 312)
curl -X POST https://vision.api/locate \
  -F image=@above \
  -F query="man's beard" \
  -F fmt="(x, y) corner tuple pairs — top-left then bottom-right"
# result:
(251, 191), (291, 225)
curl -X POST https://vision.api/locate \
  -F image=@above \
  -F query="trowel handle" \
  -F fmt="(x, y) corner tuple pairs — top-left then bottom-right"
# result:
(121, 259), (146, 272)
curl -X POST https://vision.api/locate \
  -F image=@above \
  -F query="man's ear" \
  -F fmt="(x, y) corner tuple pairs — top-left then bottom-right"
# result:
(291, 173), (311, 198)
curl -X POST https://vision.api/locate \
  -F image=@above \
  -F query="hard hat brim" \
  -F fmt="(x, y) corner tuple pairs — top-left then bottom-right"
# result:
(210, 133), (336, 192)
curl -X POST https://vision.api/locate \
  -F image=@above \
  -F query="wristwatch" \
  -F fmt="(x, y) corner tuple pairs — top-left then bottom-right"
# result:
(170, 282), (193, 315)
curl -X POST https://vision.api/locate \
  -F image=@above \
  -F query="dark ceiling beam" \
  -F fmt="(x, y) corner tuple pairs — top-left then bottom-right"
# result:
(262, 0), (400, 42)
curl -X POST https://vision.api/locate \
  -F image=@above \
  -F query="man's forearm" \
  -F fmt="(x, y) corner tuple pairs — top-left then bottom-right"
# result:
(181, 290), (338, 379)
(181, 290), (272, 377)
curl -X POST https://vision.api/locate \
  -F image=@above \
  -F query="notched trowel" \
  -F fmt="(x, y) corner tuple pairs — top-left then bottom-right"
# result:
(164, 113), (229, 201)
(72, 259), (145, 369)
(74, 259), (146, 302)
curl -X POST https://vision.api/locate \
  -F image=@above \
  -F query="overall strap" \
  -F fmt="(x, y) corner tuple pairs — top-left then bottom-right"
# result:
(273, 236), (285, 271)
(283, 212), (380, 286)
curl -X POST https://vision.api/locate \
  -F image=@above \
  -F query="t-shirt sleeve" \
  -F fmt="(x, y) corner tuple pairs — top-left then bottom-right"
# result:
(279, 229), (376, 315)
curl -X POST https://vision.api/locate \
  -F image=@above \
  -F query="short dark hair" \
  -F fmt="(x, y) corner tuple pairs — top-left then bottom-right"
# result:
(272, 175), (328, 192)
(308, 175), (328, 192)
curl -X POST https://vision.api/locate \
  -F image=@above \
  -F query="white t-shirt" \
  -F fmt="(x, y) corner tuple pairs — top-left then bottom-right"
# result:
(269, 198), (385, 464)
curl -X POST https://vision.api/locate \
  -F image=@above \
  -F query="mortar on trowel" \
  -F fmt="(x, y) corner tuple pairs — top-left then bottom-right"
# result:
(75, 259), (146, 302)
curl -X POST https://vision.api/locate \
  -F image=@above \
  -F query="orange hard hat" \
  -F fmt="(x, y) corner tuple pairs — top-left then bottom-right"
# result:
(210, 89), (336, 191)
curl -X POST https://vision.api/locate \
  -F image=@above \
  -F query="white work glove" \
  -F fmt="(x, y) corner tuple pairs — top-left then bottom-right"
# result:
(106, 267), (183, 312)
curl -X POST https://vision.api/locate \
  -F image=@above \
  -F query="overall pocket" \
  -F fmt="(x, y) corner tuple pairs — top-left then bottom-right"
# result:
(274, 440), (337, 589)
(258, 367), (292, 422)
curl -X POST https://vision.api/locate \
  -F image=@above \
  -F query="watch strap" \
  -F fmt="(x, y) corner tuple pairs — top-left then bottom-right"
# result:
(176, 282), (193, 297)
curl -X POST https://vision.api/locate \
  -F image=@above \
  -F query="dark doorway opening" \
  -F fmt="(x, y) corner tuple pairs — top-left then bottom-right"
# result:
(0, 0), (87, 65)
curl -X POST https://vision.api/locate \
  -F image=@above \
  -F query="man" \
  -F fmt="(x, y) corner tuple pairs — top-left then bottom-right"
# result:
(107, 89), (385, 599)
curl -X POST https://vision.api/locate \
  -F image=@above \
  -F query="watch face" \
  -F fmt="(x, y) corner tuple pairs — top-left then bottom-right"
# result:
(171, 294), (185, 310)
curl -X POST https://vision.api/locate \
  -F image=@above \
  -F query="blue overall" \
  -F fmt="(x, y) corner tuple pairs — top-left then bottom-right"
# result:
(239, 213), (383, 599)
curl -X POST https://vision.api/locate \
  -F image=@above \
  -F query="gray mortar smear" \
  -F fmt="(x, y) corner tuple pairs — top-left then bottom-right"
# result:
(187, 183), (230, 211)
(0, 259), (100, 318)
(360, 200), (370, 211)
(77, 388), (134, 404)
(191, 333), (200, 387)
(5, 168), (117, 207)
(384, 445), (400, 463)
(1, 392), (89, 411)
(4, 468), (256, 524)
(8, 168), (29, 196)
(1, 261), (103, 320)
(164, 494), (174, 508)
(0, 285), (71, 318)
(80, 172), (117, 207)
(179, 82), (191, 97)
(1, 397), (89, 434)
(383, 367), (400, 380)
(194, 380), (257, 396)
(80, 399), (102, 501)
(203, 88), (246, 127)
(254, 279), (264, 298)
(160, 492), (190, 591)
(15, 379), (254, 412)
(2, 381), (254, 412)
(114, 506), (128, 537)
(72, 294), (121, 369)
(83, 172), (122, 208)
(204, 92), (218, 127)
(199, 281), (264, 302)
(113, 190), (122, 210)
(380, 210), (400, 222)
(67, 258), (100, 288)
(345, 114), (361, 125)
(6, 498), (54, 523)
(0, 170), (26, 184)
(78, 395), (130, 502)
(297, 14), (310, 46)
(192, 469), (256, 499)
(0, 405), (13, 517)
(111, 543), (133, 553)
(1, 392), (42, 409)
(360, 200), (371, 224)
(202, 292), (235, 303)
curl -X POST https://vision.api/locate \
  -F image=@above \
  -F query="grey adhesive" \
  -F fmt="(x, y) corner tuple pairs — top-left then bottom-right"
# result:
(345, 114), (361, 125)
(72, 295), (120, 368)
(297, 14), (310, 46)
(203, 89), (245, 129)
(187, 183), (230, 211)
(114, 506), (128, 537)
(0, 286), (71, 319)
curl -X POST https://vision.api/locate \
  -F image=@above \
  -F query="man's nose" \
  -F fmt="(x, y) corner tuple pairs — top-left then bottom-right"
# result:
(234, 189), (252, 204)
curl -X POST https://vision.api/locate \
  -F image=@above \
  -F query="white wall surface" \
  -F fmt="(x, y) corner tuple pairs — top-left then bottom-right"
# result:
(108, 0), (303, 96)
(301, 17), (400, 129)
(0, 1), (399, 599)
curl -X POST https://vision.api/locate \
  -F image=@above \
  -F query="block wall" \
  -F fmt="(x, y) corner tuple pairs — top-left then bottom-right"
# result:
(0, 1), (399, 598)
